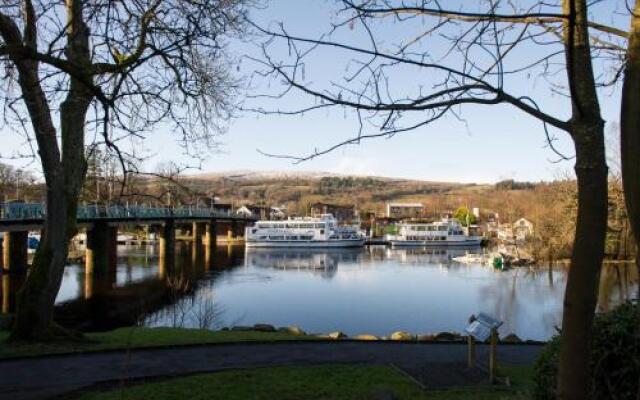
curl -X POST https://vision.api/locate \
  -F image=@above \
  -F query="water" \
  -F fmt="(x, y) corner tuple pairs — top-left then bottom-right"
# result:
(1, 244), (637, 341)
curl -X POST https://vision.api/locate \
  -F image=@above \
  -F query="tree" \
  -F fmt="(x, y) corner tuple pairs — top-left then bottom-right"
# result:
(453, 206), (477, 227)
(0, 0), (248, 340)
(618, 2), (640, 399)
(248, 1), (631, 398)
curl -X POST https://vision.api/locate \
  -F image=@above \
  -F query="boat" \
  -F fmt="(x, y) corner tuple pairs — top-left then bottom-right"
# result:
(27, 232), (40, 254)
(386, 219), (482, 247)
(245, 214), (365, 248)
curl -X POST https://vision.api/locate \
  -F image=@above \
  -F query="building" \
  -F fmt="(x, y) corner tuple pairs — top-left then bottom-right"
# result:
(310, 202), (357, 223)
(385, 203), (424, 219)
(236, 204), (287, 220)
(494, 218), (534, 243)
(513, 218), (534, 241)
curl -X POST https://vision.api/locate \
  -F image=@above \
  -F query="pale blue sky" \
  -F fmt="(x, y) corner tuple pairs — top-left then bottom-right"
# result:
(1, 1), (628, 183)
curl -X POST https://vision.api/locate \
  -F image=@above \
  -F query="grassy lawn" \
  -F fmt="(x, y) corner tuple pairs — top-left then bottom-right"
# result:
(0, 327), (315, 359)
(75, 364), (533, 400)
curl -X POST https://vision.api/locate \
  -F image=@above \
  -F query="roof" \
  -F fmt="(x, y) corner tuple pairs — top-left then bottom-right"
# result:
(387, 203), (424, 208)
(310, 202), (355, 209)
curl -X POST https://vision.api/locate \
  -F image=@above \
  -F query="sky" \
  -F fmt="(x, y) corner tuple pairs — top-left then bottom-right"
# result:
(0, 1), (629, 183)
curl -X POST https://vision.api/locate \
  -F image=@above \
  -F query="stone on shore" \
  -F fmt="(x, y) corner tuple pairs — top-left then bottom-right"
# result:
(501, 333), (523, 343)
(435, 331), (462, 341)
(327, 331), (347, 339)
(253, 323), (276, 332)
(277, 326), (306, 336)
(354, 334), (380, 341)
(417, 334), (437, 342)
(230, 326), (253, 332)
(390, 331), (414, 341)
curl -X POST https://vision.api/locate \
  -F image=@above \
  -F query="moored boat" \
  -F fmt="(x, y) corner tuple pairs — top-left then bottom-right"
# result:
(387, 219), (482, 247)
(245, 214), (365, 248)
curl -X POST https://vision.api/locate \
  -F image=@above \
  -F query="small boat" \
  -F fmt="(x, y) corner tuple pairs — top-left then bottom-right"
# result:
(387, 219), (482, 247)
(27, 232), (40, 254)
(245, 214), (365, 248)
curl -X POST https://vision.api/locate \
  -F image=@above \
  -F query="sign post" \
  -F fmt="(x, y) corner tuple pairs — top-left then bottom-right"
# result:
(465, 313), (503, 384)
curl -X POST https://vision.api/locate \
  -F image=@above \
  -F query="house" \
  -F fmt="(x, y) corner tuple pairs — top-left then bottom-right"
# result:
(494, 218), (534, 242)
(310, 202), (358, 223)
(385, 203), (424, 219)
(270, 206), (288, 220)
(236, 204), (287, 220)
(513, 218), (534, 241)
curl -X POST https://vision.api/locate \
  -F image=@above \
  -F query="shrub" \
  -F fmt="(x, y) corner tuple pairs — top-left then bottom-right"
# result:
(533, 302), (639, 400)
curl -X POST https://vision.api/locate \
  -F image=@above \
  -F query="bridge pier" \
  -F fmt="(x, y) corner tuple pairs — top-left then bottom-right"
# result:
(191, 222), (206, 265)
(85, 222), (117, 275)
(192, 222), (206, 246)
(205, 221), (217, 269)
(158, 220), (175, 279)
(2, 231), (28, 273)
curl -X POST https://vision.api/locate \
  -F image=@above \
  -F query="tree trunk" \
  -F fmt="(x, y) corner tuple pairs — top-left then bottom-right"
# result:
(619, 2), (640, 399)
(9, 0), (92, 341)
(556, 1), (608, 399)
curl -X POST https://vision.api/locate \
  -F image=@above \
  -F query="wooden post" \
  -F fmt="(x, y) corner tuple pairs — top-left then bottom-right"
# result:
(467, 335), (476, 368)
(489, 328), (498, 384)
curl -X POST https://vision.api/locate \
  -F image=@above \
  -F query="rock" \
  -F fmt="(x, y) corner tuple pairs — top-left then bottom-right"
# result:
(327, 331), (347, 339)
(501, 333), (523, 343)
(354, 334), (379, 341)
(417, 334), (437, 342)
(278, 326), (306, 336)
(230, 325), (253, 332)
(253, 323), (276, 332)
(435, 331), (461, 341)
(390, 331), (414, 341)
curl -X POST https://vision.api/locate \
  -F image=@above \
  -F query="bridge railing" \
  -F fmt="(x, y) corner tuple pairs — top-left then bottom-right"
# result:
(1, 202), (257, 221)
(0, 203), (45, 221)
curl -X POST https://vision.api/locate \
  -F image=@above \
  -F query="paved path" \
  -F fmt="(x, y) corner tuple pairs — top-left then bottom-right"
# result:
(0, 342), (542, 400)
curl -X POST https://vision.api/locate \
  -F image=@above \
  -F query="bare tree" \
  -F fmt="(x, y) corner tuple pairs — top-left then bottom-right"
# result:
(247, 1), (632, 399)
(0, 0), (249, 340)
(619, 2), (640, 399)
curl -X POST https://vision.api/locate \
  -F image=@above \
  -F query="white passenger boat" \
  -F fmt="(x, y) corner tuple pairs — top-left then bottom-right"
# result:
(245, 214), (365, 248)
(387, 219), (482, 247)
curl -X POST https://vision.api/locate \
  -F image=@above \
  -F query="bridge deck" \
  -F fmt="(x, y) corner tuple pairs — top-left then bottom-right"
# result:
(0, 203), (256, 231)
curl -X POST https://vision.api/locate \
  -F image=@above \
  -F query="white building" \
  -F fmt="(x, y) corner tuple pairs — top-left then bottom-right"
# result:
(385, 203), (424, 219)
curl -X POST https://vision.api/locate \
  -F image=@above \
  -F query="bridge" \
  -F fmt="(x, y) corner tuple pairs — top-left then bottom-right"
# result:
(0, 202), (257, 275)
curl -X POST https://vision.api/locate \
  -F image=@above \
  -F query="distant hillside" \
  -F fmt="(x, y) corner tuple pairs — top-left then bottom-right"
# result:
(168, 171), (535, 218)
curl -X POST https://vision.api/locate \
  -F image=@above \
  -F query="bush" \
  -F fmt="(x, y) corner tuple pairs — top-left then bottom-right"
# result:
(533, 302), (639, 400)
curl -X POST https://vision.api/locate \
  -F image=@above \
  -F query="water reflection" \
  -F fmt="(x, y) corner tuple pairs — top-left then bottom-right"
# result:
(245, 248), (363, 279)
(0, 245), (637, 340)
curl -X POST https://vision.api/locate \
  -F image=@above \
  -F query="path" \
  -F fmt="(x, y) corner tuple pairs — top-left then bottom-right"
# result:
(0, 341), (542, 400)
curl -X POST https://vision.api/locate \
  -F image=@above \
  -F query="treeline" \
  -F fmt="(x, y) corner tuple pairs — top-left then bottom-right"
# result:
(0, 162), (43, 203)
(494, 179), (536, 191)
(314, 177), (385, 194)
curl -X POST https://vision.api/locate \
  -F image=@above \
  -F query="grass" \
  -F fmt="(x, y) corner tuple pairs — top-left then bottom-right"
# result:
(0, 326), (315, 359)
(75, 364), (534, 400)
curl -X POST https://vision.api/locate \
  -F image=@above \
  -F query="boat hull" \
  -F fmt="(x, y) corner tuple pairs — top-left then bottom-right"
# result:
(246, 239), (365, 248)
(390, 239), (482, 247)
